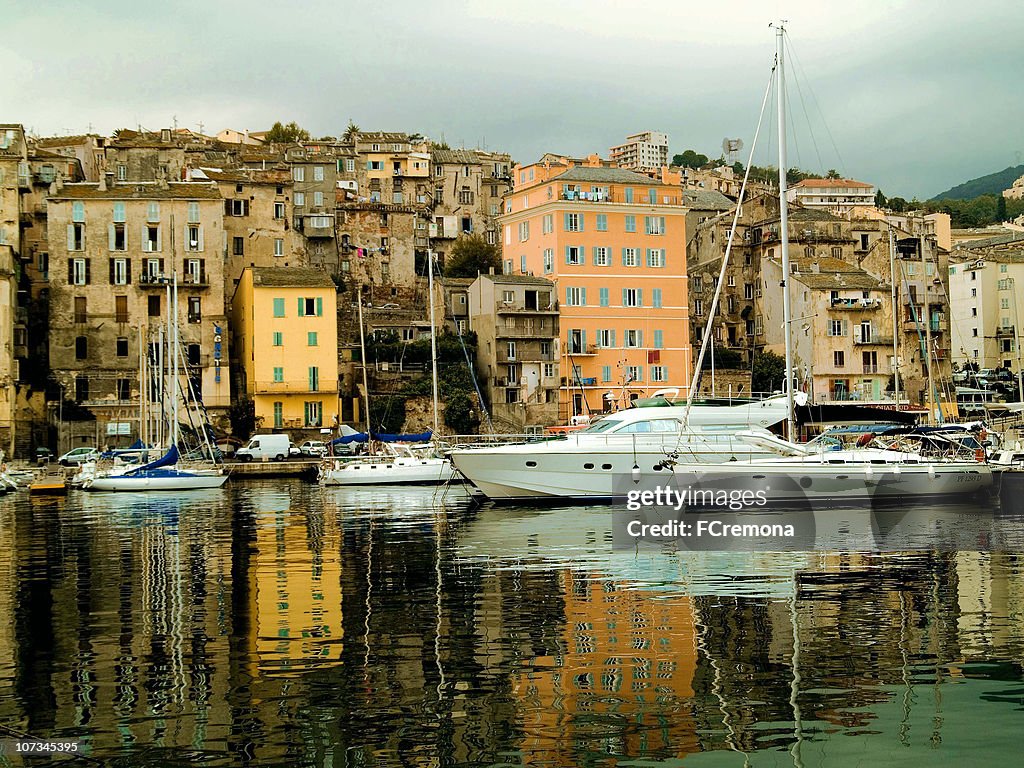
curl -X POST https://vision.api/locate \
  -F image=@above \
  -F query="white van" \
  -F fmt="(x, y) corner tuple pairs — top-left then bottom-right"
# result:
(236, 434), (291, 462)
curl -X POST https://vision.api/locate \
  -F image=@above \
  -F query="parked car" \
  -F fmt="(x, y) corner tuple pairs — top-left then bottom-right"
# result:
(58, 447), (99, 466)
(235, 434), (291, 462)
(298, 440), (328, 457)
(34, 447), (53, 465)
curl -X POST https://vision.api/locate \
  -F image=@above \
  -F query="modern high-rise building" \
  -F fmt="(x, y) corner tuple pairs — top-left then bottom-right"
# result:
(609, 131), (669, 172)
(499, 154), (691, 420)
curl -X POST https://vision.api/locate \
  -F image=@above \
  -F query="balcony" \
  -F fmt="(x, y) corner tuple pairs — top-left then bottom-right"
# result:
(830, 297), (881, 311)
(996, 326), (1016, 338)
(180, 273), (209, 289)
(254, 380), (339, 394)
(566, 344), (598, 356)
(495, 325), (555, 339)
(854, 334), (894, 346)
(496, 301), (559, 314)
(138, 273), (170, 288)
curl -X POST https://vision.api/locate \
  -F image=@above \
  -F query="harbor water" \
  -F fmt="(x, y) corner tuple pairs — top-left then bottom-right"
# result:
(1, 480), (1023, 766)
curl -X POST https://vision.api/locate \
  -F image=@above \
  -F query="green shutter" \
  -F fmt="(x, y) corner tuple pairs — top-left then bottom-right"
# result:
(273, 298), (285, 317)
(653, 289), (661, 308)
(316, 296), (323, 316)
(298, 297), (305, 316)
(600, 287), (609, 307)
(638, 330), (643, 348)
(610, 330), (616, 348)
(622, 288), (628, 306)
(654, 330), (663, 348)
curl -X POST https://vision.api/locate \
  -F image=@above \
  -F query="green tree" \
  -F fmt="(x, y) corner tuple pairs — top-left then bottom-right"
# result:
(228, 397), (260, 437)
(444, 234), (501, 278)
(342, 120), (360, 142)
(264, 121), (311, 143)
(444, 392), (480, 434)
(997, 195), (1008, 221)
(672, 150), (709, 169)
(369, 395), (406, 434)
(888, 196), (908, 213)
(751, 351), (787, 394)
(875, 190), (887, 208)
(825, 169), (841, 179)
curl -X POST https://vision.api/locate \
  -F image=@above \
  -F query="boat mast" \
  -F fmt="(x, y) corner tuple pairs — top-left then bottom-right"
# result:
(357, 287), (371, 433)
(776, 22), (797, 439)
(172, 271), (180, 448)
(889, 225), (900, 408)
(921, 235), (937, 422)
(427, 248), (440, 436)
(138, 325), (146, 446)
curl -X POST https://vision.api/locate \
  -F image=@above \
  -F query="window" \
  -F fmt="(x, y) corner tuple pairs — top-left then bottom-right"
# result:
(273, 298), (285, 317)
(273, 402), (283, 429)
(116, 164), (126, 181)
(274, 238), (284, 257)
(622, 288), (642, 307)
(115, 378), (131, 400)
(627, 365), (644, 382)
(345, 158), (355, 172)
(69, 257), (88, 285)
(273, 366), (284, 383)
(293, 167), (304, 182)
(115, 295), (128, 323)
(313, 166), (324, 181)
(596, 214), (608, 231)
(520, 255), (527, 274)
(601, 365), (612, 383)
(75, 377), (89, 402)
(298, 296), (323, 316)
(744, 282), (754, 299)
(147, 202), (160, 222)
(694, 299), (704, 316)
(273, 201), (285, 219)
(650, 366), (667, 382)
(233, 237), (244, 256)
(68, 222), (85, 251)
(544, 362), (556, 378)
(565, 246), (583, 265)
(145, 225), (159, 252)
(624, 329), (642, 348)
(564, 213), (582, 232)
(543, 248), (554, 273)
(692, 276), (703, 292)
(273, 331), (283, 346)
(313, 191), (323, 207)
(593, 246), (610, 266)
(622, 248), (639, 267)
(834, 350), (845, 368)
(307, 331), (318, 346)
(542, 214), (553, 234)
(647, 189), (657, 204)
(116, 337), (128, 357)
(644, 216), (666, 235)
(75, 336), (87, 360)
(459, 188), (474, 205)
(186, 225), (202, 251)
(518, 221), (530, 241)
(304, 402), (322, 427)
(308, 366), (320, 391)
(597, 329), (615, 347)
(111, 258), (129, 285)
(225, 199), (249, 217)
(148, 295), (160, 317)
(188, 296), (201, 323)
(652, 288), (662, 308)
(624, 215), (636, 233)
(998, 279), (1011, 290)
(565, 287), (586, 306)
(829, 319), (847, 336)
(653, 329), (664, 348)
(73, 296), (87, 323)
(1000, 263), (1008, 273)
(646, 248), (666, 267)
(599, 287), (609, 307)
(831, 246), (842, 258)
(185, 258), (203, 284)
(294, 192), (305, 207)
(971, 288), (977, 297)
(506, 341), (517, 360)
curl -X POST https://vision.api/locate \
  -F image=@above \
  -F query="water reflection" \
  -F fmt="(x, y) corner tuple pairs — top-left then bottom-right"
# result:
(0, 482), (1021, 766)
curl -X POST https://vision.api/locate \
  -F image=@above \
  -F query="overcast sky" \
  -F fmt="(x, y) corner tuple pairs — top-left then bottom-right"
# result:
(4, 0), (1022, 199)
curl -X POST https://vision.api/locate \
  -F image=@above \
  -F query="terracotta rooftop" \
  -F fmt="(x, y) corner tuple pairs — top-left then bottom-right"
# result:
(475, 273), (555, 287)
(791, 178), (874, 189)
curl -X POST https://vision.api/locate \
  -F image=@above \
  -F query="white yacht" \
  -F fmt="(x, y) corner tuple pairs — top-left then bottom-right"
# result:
(319, 443), (457, 487)
(447, 395), (803, 501)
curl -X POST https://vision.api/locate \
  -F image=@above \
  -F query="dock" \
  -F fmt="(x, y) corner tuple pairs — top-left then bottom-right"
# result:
(224, 459), (320, 479)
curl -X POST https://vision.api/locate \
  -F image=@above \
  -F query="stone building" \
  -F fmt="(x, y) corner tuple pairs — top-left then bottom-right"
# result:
(194, 167), (303, 295)
(468, 273), (560, 431)
(429, 148), (511, 262)
(46, 181), (231, 439)
(336, 202), (425, 292)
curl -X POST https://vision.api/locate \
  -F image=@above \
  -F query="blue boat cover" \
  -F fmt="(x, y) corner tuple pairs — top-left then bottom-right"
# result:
(125, 444), (179, 475)
(329, 430), (432, 446)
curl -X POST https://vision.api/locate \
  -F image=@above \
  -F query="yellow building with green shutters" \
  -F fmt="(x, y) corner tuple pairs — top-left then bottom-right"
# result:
(231, 267), (339, 436)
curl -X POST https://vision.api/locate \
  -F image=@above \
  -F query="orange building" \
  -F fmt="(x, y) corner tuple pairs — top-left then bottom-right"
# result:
(499, 155), (691, 419)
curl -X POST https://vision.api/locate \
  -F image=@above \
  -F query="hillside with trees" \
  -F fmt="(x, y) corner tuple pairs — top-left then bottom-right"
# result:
(930, 165), (1024, 201)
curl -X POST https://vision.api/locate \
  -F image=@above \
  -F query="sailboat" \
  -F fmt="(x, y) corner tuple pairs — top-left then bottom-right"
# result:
(319, 250), (457, 487)
(83, 273), (227, 492)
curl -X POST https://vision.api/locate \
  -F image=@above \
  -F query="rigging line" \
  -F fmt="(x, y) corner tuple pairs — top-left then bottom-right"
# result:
(679, 60), (777, 444)
(784, 63), (803, 174)
(784, 40), (826, 176)
(784, 29), (847, 176)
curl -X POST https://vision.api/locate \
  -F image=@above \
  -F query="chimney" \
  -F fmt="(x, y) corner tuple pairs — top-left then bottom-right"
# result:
(160, 128), (171, 143)
(811, 262), (820, 273)
(99, 172), (111, 191)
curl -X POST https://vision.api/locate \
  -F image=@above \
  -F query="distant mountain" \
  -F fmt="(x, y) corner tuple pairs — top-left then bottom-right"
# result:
(931, 165), (1024, 201)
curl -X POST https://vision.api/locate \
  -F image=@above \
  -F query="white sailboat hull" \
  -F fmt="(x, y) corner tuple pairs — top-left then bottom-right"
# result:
(83, 468), (228, 492)
(319, 456), (457, 486)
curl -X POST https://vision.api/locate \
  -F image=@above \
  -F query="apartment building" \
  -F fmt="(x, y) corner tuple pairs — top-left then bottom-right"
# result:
(786, 178), (876, 215)
(430, 148), (512, 260)
(762, 257), (894, 402)
(949, 233), (1024, 370)
(0, 126), (29, 455)
(46, 181), (231, 436)
(231, 267), (338, 437)
(499, 156), (691, 419)
(196, 167), (302, 294)
(609, 131), (669, 172)
(468, 273), (560, 430)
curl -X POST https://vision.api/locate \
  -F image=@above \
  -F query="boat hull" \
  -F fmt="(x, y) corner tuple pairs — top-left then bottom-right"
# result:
(83, 469), (228, 492)
(319, 457), (458, 486)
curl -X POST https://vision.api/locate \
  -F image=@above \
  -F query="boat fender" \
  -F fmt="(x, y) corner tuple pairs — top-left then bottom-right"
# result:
(631, 463), (641, 484)
(975, 448), (986, 462)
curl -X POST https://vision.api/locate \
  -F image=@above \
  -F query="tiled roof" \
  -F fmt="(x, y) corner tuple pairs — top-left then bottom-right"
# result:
(49, 182), (222, 200)
(477, 273), (555, 287)
(774, 257), (887, 290)
(251, 267), (336, 288)
(791, 178), (874, 189)
(680, 189), (734, 209)
(551, 166), (662, 185)
(432, 148), (479, 165)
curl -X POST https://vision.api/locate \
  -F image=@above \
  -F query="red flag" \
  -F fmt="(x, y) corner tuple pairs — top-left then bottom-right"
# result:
(647, 350), (660, 364)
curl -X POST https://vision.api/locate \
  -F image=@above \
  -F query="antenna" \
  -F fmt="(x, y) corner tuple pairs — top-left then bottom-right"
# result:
(721, 138), (744, 165)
